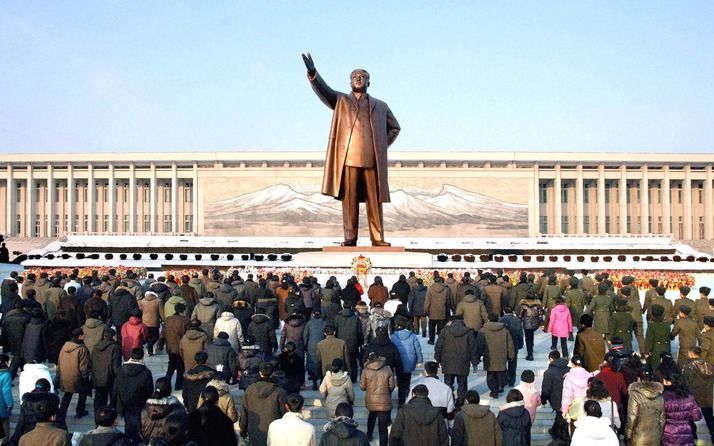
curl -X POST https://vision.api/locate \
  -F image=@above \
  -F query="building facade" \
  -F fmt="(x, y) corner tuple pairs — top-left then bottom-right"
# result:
(0, 151), (713, 240)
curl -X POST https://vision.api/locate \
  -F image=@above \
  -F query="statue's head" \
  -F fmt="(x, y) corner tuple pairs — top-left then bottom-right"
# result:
(350, 69), (370, 93)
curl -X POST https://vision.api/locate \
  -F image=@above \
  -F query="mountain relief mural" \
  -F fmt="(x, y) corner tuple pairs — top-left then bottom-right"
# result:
(204, 184), (528, 237)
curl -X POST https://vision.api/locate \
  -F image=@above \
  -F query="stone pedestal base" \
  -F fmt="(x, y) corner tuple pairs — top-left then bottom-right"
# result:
(322, 245), (405, 253)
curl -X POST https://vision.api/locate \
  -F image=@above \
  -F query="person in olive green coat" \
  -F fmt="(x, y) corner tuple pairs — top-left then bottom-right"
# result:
(671, 305), (700, 367)
(645, 304), (671, 370)
(700, 316), (714, 366)
(619, 279), (645, 354)
(695, 287), (713, 331)
(586, 283), (613, 338)
(542, 275), (561, 331)
(610, 299), (634, 351)
(647, 286), (674, 324)
(564, 277), (586, 341)
(674, 286), (697, 321)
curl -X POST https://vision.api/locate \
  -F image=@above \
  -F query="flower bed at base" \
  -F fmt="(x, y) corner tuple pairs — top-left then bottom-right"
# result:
(21, 266), (147, 280)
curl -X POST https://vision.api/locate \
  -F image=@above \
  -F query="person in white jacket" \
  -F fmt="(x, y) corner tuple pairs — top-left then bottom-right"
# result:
(570, 400), (619, 446)
(18, 361), (54, 402)
(213, 310), (243, 352)
(267, 394), (316, 446)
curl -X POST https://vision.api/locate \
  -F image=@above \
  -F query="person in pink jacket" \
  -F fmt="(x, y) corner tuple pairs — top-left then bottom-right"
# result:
(120, 308), (150, 360)
(561, 355), (595, 424)
(514, 369), (541, 424)
(548, 297), (572, 358)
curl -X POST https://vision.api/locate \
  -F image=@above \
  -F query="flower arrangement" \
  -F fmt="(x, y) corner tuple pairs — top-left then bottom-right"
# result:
(21, 266), (147, 280)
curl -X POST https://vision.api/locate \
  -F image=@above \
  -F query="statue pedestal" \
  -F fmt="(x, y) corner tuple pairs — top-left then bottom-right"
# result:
(322, 245), (405, 253)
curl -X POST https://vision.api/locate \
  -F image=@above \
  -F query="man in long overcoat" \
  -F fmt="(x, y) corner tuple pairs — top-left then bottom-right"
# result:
(303, 53), (400, 246)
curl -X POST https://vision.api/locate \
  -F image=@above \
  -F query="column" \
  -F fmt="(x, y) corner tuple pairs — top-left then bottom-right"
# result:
(108, 164), (116, 233)
(705, 166), (713, 240)
(6, 166), (14, 236)
(641, 165), (649, 234)
(171, 162), (178, 233)
(129, 163), (137, 233)
(619, 164), (628, 234)
(26, 164), (34, 237)
(150, 162), (157, 233)
(575, 164), (584, 234)
(67, 164), (74, 234)
(47, 164), (55, 237)
(554, 164), (562, 234)
(683, 165), (692, 239)
(662, 165), (671, 234)
(597, 164), (606, 234)
(87, 164), (95, 233)
(529, 163), (540, 237)
(192, 162), (199, 234)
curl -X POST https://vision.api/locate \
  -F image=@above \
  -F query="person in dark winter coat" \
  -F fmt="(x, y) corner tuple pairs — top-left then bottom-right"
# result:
(188, 386), (237, 446)
(114, 348), (154, 443)
(231, 299), (253, 336)
(140, 378), (186, 444)
(108, 286), (138, 338)
(388, 384), (448, 446)
(10, 379), (66, 445)
(0, 280), (21, 321)
(80, 406), (130, 446)
(390, 275), (411, 305)
(451, 390), (503, 446)
(278, 342), (305, 395)
(500, 306), (524, 387)
(340, 279), (361, 310)
(206, 332), (238, 384)
(319, 402), (370, 446)
(334, 306), (363, 383)
(475, 314), (515, 398)
(21, 307), (49, 365)
(247, 310), (277, 359)
(682, 346), (714, 437)
(540, 350), (570, 441)
(407, 279), (428, 337)
(47, 309), (75, 364)
(239, 363), (288, 446)
(182, 351), (219, 413)
(366, 326), (403, 377)
(90, 329), (121, 414)
(320, 281), (342, 324)
(435, 316), (478, 405)
(191, 294), (221, 342)
(303, 310), (326, 390)
(280, 313), (306, 358)
(390, 321), (423, 405)
(0, 299), (30, 378)
(496, 389), (532, 446)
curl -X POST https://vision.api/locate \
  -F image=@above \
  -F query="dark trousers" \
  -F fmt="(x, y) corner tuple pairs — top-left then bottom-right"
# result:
(59, 391), (87, 420)
(524, 329), (536, 355)
(551, 410), (570, 441)
(165, 352), (185, 389)
(8, 352), (23, 380)
(122, 406), (143, 444)
(93, 386), (114, 413)
(444, 374), (468, 403)
(367, 410), (390, 446)
(702, 407), (714, 437)
(428, 319), (446, 343)
(342, 166), (384, 243)
(506, 355), (518, 386)
(413, 316), (427, 336)
(348, 351), (359, 383)
(551, 335), (568, 358)
(486, 371), (507, 394)
(146, 326), (160, 354)
(397, 372), (412, 405)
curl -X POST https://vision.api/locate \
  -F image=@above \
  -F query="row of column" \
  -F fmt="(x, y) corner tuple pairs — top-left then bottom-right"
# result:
(5, 162), (199, 237)
(533, 164), (714, 239)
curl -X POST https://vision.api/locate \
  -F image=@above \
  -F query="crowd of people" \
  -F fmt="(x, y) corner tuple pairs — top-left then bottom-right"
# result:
(0, 267), (712, 445)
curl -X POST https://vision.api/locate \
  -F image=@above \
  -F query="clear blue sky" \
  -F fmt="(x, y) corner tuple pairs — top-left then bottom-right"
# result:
(1, 1), (712, 154)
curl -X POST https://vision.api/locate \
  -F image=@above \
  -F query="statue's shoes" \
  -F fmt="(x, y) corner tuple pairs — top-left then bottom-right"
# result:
(372, 240), (391, 247)
(341, 240), (357, 246)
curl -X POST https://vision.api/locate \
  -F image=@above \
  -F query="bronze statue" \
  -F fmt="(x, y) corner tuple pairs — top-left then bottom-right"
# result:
(302, 53), (400, 246)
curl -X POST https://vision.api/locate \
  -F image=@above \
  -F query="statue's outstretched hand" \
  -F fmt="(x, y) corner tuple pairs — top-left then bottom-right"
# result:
(302, 52), (316, 76)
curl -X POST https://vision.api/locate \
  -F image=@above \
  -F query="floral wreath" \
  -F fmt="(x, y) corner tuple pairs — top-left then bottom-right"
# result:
(351, 255), (372, 287)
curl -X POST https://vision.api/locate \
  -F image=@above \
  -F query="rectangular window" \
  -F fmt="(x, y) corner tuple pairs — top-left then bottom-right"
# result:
(648, 216), (653, 233)
(583, 219), (590, 234)
(657, 186), (662, 204)
(54, 214), (60, 236)
(626, 216), (631, 233)
(583, 186), (590, 204)
(34, 214), (41, 237)
(700, 217), (705, 239)
(626, 183), (632, 204)
(163, 183), (171, 203)
(539, 183), (548, 204)
(103, 215), (109, 232)
(561, 184), (568, 203)
(55, 183), (61, 203)
(539, 216), (548, 234)
(637, 216), (642, 233)
(122, 184), (129, 202)
(636, 185), (640, 203)
(123, 215), (129, 232)
(678, 216), (683, 237)
(84, 215), (88, 232)
(16, 214), (21, 234)
(677, 188), (682, 203)
(143, 184), (150, 202)
(73, 215), (79, 233)
(561, 216), (569, 234)
(143, 215), (151, 232)
(163, 215), (171, 233)
(184, 214), (193, 233)
(184, 183), (193, 203)
(698, 185), (704, 204)
(658, 216), (663, 233)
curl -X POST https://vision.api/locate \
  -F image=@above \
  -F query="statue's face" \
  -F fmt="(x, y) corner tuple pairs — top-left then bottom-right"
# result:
(350, 69), (370, 93)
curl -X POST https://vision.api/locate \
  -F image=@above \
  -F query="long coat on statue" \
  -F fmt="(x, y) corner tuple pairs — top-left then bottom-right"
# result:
(309, 71), (400, 203)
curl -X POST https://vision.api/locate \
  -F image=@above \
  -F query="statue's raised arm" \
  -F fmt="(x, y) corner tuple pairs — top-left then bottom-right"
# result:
(302, 52), (338, 110)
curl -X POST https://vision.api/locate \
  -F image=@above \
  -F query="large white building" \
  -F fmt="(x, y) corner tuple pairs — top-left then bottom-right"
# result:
(1, 151), (713, 241)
